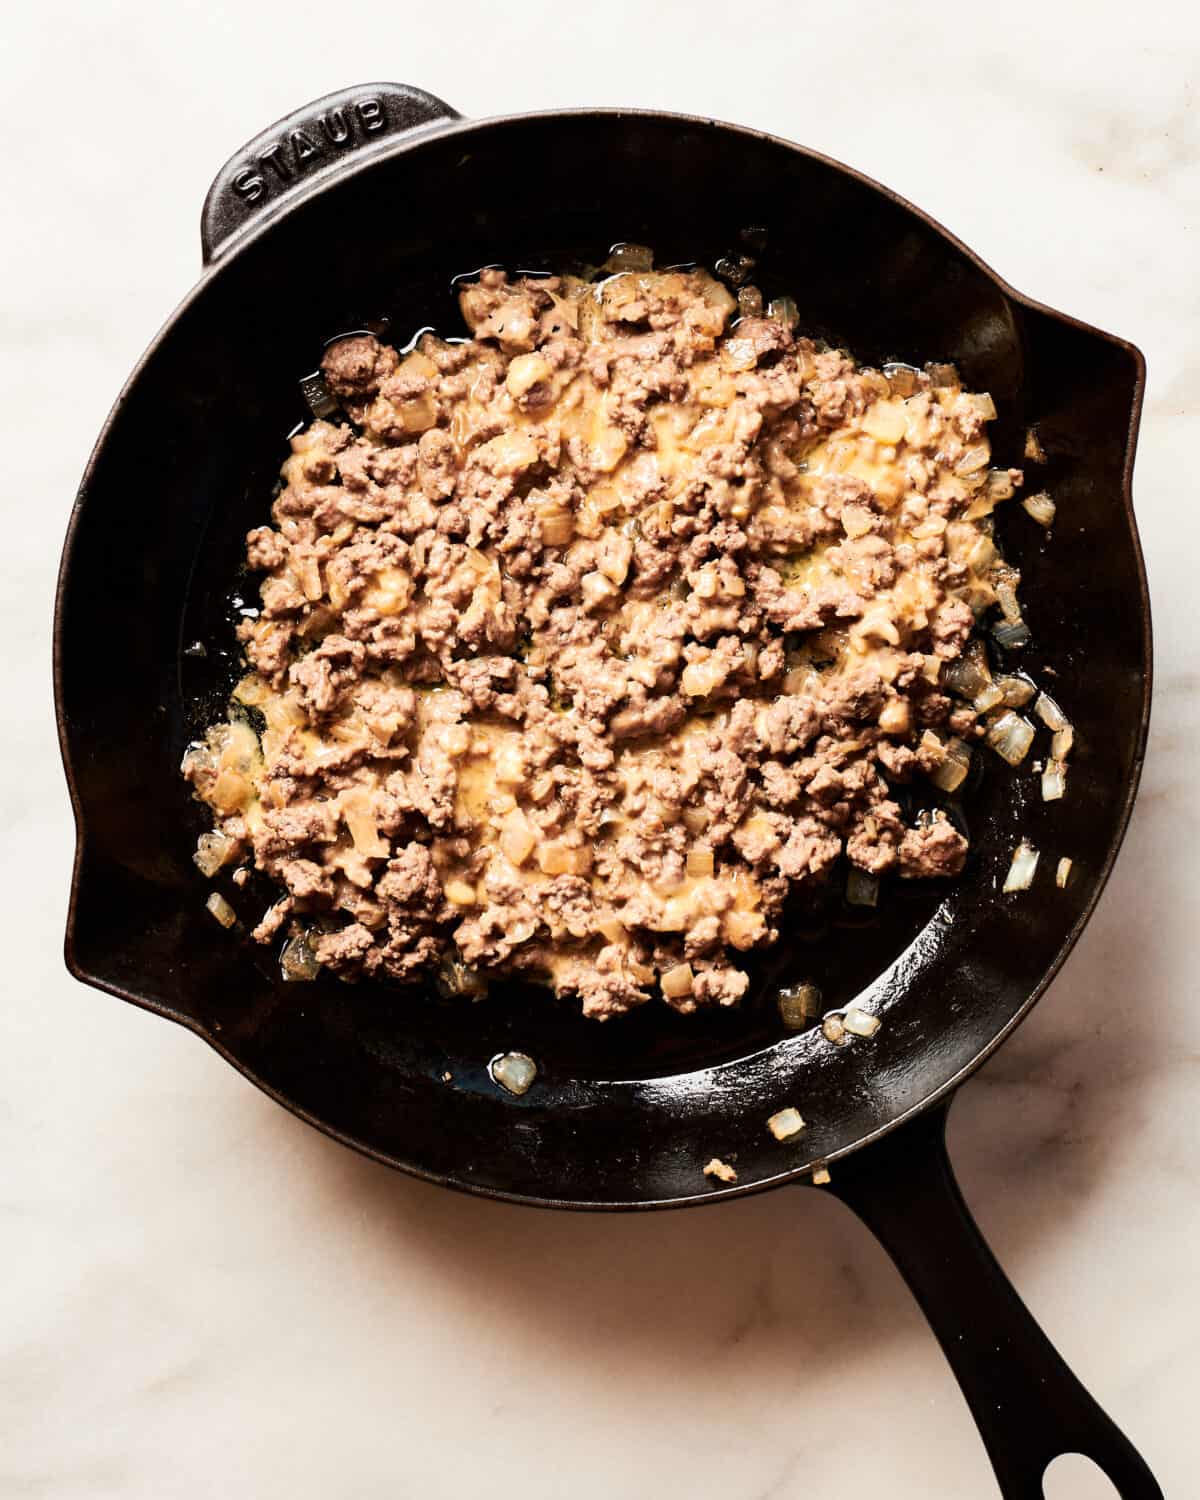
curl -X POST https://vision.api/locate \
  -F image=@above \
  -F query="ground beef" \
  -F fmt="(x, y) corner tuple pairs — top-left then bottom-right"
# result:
(183, 254), (1023, 1019)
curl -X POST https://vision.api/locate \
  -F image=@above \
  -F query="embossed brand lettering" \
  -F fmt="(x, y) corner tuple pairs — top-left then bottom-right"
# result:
(259, 143), (294, 184)
(322, 108), (349, 145)
(231, 93), (393, 216)
(231, 168), (266, 204)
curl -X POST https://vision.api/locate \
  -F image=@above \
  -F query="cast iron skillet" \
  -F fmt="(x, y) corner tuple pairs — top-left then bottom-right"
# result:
(56, 85), (1157, 1497)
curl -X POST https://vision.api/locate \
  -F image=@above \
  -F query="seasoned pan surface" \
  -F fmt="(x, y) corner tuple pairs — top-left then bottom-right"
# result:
(56, 106), (1149, 1208)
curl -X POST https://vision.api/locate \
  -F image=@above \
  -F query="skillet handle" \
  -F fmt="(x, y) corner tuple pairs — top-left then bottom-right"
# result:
(200, 83), (462, 264)
(825, 1098), (1161, 1499)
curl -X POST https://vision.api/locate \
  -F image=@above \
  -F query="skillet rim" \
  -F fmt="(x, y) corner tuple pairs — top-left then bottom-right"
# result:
(54, 104), (1153, 1211)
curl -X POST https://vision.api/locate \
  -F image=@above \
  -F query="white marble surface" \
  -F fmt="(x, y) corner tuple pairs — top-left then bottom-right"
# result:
(4, 3), (1198, 1495)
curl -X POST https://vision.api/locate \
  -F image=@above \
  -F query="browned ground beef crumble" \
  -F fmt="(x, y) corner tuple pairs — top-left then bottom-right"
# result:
(183, 259), (1024, 1019)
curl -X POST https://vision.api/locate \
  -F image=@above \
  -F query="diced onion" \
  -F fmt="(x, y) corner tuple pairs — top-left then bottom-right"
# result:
(299, 370), (337, 419)
(1025, 428), (1047, 463)
(930, 737), (972, 794)
(967, 535), (996, 574)
(843, 1007), (881, 1038)
(883, 363), (919, 397)
(280, 931), (321, 982)
(992, 620), (1031, 649)
(661, 962), (695, 999)
(1056, 857), (1073, 889)
(205, 891), (237, 928)
(777, 983), (823, 1029)
(500, 808), (537, 867)
(955, 443), (990, 476)
(686, 848), (715, 878)
(1003, 840), (1040, 893)
(490, 1051), (537, 1096)
(436, 955), (488, 999)
(846, 869), (879, 907)
(987, 469), (1015, 502)
(986, 711), (1036, 765)
(766, 295), (799, 330)
(194, 830), (235, 877)
(1022, 492), (1056, 527)
(973, 682), (1004, 714)
(539, 509), (575, 546)
(538, 841), (589, 876)
(862, 401), (907, 445)
(1035, 693), (1069, 732)
(969, 392), (998, 420)
(996, 674), (1036, 707)
(737, 286), (764, 319)
(1041, 761), (1067, 801)
(943, 642), (992, 702)
(928, 362), (959, 388)
(995, 581), (1023, 625)
(767, 1107), (806, 1141)
(1052, 726), (1075, 760)
(822, 1014), (848, 1046)
(596, 916), (627, 945)
(703, 1157), (737, 1183)
(811, 1163), (832, 1186)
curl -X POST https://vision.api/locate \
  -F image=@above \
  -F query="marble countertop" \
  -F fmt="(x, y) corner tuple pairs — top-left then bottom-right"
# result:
(5, 3), (1197, 1495)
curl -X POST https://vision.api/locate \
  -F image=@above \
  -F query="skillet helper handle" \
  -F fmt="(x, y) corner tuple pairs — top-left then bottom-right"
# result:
(201, 83), (462, 264)
(826, 1099), (1162, 1499)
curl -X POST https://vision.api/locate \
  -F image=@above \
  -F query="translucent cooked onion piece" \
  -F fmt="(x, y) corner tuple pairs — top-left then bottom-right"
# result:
(436, 955), (488, 1000)
(1035, 692), (1070, 732)
(1022, 492), (1056, 527)
(686, 848), (715, 878)
(995, 674), (1037, 708)
(883, 362), (919, 397)
(930, 736), (972, 794)
(206, 892), (237, 928)
(862, 401), (907, 445)
(973, 681), (1004, 714)
(822, 1014), (848, 1046)
(992, 620), (1032, 649)
(299, 370), (338, 419)
(986, 711), (1036, 766)
(955, 443), (990, 476)
(661, 962), (695, 1000)
(703, 1157), (737, 1183)
(490, 1051), (537, 1096)
(736, 285), (764, 319)
(843, 1007), (882, 1038)
(280, 931), (321, 982)
(766, 295), (799, 330)
(995, 580), (1023, 625)
(767, 1107), (806, 1142)
(943, 640), (992, 701)
(811, 1163), (832, 1186)
(1003, 841), (1040, 893)
(1056, 857), (1073, 889)
(1052, 725), (1075, 760)
(1041, 761), (1067, 801)
(987, 468), (1015, 501)
(194, 830), (236, 877)
(777, 982), (822, 1030)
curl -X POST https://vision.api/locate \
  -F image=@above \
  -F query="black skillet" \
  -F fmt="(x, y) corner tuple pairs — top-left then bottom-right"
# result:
(55, 85), (1158, 1497)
